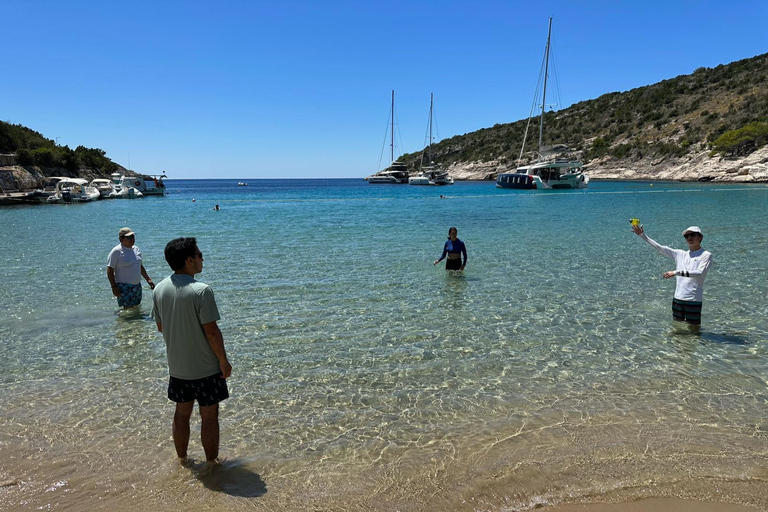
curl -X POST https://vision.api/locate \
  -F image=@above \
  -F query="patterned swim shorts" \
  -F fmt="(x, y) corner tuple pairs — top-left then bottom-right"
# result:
(168, 373), (229, 407)
(672, 298), (702, 325)
(116, 282), (142, 307)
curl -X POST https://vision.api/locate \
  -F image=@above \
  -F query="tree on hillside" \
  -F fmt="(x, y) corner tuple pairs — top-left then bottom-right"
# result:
(712, 122), (768, 156)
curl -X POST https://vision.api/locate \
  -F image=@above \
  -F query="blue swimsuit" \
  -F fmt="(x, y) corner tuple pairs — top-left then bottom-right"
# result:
(437, 238), (467, 269)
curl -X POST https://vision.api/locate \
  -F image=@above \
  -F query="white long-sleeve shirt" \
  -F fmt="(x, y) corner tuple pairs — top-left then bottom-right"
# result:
(640, 233), (712, 302)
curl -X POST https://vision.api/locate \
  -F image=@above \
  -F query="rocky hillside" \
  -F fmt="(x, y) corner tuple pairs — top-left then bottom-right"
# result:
(0, 122), (128, 191)
(396, 52), (768, 182)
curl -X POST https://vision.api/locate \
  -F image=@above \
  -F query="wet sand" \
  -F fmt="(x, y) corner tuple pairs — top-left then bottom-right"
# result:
(544, 497), (758, 512)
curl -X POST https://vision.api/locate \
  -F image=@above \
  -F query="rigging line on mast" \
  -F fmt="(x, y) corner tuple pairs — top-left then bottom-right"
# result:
(375, 108), (393, 173)
(548, 40), (563, 114)
(518, 46), (549, 167)
(393, 108), (405, 162)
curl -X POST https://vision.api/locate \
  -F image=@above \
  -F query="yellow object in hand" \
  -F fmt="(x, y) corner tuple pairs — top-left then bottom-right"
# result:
(630, 218), (640, 226)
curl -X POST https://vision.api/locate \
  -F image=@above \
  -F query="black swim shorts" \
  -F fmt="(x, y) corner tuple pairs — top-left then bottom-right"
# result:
(446, 258), (462, 271)
(672, 298), (702, 325)
(168, 373), (229, 407)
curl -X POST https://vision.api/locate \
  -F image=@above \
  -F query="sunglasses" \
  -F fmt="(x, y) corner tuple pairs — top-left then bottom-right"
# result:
(683, 233), (699, 239)
(195, 251), (203, 259)
(121, 235), (135, 239)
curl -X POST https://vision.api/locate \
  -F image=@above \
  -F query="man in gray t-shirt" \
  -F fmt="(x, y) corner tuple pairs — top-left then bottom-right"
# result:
(151, 237), (232, 463)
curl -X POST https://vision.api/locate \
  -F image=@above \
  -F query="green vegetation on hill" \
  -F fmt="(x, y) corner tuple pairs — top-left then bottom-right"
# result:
(0, 121), (118, 174)
(396, 52), (768, 171)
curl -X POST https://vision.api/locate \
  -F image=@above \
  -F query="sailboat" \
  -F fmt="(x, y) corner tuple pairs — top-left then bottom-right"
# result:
(410, 93), (453, 185)
(496, 18), (588, 190)
(366, 90), (409, 184)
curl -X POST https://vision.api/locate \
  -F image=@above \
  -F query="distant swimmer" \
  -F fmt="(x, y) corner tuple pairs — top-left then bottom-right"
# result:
(632, 223), (712, 330)
(213, 204), (220, 211)
(106, 227), (155, 309)
(434, 226), (467, 271)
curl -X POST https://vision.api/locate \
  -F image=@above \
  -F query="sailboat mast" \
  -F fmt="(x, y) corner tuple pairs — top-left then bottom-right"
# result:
(428, 92), (433, 163)
(391, 90), (395, 163)
(538, 17), (552, 155)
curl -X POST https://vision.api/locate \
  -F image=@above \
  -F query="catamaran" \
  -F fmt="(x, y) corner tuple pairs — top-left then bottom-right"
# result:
(497, 18), (588, 190)
(410, 93), (453, 186)
(366, 90), (409, 184)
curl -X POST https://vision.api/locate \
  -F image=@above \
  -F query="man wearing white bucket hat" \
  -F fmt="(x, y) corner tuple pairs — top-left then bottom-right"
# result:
(631, 223), (713, 329)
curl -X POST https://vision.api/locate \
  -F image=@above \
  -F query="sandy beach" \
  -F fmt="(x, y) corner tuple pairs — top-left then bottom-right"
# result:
(545, 498), (759, 512)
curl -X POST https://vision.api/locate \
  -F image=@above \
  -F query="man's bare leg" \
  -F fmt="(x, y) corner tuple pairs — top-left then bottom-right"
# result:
(173, 401), (195, 459)
(199, 403), (220, 462)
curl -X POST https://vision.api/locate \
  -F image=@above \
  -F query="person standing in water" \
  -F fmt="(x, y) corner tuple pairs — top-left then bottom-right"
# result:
(106, 227), (154, 308)
(632, 223), (712, 329)
(434, 227), (467, 271)
(151, 237), (232, 464)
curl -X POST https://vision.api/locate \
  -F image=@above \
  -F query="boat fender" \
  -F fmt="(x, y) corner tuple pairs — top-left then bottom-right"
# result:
(134, 180), (141, 187)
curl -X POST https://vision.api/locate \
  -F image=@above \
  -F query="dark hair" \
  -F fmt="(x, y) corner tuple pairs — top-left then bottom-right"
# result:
(448, 226), (457, 239)
(164, 237), (198, 271)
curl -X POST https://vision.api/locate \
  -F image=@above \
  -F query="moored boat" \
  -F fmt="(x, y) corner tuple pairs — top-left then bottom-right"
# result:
(496, 18), (588, 191)
(409, 93), (453, 186)
(46, 178), (100, 203)
(90, 178), (116, 198)
(366, 90), (410, 184)
(108, 186), (143, 199)
(111, 172), (167, 196)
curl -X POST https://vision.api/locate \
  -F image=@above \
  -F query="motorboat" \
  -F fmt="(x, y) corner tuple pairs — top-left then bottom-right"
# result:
(89, 178), (116, 198)
(237, 182), (248, 186)
(46, 178), (100, 203)
(366, 90), (409, 184)
(408, 174), (434, 185)
(108, 186), (143, 199)
(6, 176), (68, 203)
(367, 162), (409, 183)
(111, 172), (167, 196)
(409, 94), (453, 186)
(496, 18), (588, 191)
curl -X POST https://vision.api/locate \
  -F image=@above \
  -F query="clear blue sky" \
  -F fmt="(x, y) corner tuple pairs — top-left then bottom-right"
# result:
(2, 0), (766, 179)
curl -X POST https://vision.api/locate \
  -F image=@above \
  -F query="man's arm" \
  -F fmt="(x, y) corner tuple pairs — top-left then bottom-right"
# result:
(202, 321), (232, 378)
(107, 267), (120, 298)
(140, 265), (155, 289)
(632, 224), (678, 260)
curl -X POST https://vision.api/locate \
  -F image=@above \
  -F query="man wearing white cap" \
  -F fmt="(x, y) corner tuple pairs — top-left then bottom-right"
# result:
(107, 227), (155, 308)
(632, 223), (712, 328)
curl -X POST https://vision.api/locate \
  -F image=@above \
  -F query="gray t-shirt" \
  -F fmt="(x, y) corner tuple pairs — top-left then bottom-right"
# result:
(151, 273), (221, 380)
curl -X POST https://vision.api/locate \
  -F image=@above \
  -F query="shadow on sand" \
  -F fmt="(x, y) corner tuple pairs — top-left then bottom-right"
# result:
(699, 332), (752, 345)
(193, 458), (267, 498)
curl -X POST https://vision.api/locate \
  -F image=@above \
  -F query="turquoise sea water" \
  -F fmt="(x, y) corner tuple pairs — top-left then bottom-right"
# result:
(2, 179), (768, 511)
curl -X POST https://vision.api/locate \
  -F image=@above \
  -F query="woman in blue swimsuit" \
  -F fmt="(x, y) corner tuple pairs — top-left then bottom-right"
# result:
(434, 227), (467, 271)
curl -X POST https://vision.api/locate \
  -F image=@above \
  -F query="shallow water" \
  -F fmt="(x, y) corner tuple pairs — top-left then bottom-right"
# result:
(2, 179), (768, 511)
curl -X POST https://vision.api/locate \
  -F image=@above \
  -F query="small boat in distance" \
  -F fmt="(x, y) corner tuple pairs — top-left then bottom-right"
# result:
(410, 93), (453, 186)
(237, 182), (248, 186)
(496, 18), (588, 190)
(366, 90), (410, 184)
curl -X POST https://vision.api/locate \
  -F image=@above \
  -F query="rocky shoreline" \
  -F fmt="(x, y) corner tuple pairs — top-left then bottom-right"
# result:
(2, 147), (768, 189)
(445, 146), (768, 183)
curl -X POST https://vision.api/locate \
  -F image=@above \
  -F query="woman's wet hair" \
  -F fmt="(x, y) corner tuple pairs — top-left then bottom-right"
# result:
(448, 227), (458, 239)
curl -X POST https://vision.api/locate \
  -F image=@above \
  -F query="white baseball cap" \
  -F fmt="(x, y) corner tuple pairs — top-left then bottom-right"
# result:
(682, 226), (702, 235)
